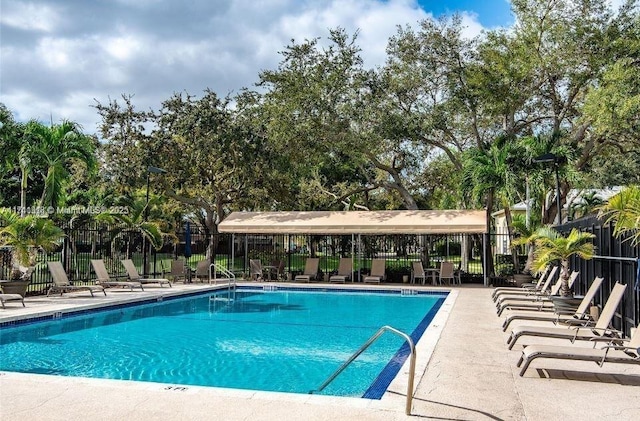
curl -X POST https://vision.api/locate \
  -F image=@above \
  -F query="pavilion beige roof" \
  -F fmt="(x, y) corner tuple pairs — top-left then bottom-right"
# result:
(218, 210), (487, 234)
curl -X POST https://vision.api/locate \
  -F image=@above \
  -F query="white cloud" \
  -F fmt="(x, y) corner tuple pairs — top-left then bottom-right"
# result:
(0, 2), (61, 32)
(0, 0), (493, 135)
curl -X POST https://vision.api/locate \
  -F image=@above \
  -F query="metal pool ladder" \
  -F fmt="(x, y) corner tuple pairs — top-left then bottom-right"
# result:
(209, 263), (236, 287)
(310, 325), (417, 415)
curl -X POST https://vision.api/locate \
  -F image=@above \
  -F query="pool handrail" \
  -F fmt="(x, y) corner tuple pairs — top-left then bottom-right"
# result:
(310, 325), (416, 416)
(209, 263), (236, 286)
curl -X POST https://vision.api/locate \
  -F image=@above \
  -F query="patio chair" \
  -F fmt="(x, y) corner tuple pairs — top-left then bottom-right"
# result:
(411, 261), (426, 285)
(0, 293), (25, 308)
(192, 259), (211, 283)
(517, 322), (640, 376)
(507, 282), (627, 350)
(90, 259), (144, 291)
(493, 266), (558, 301)
(363, 259), (386, 283)
(47, 261), (106, 297)
(269, 259), (285, 281)
(437, 261), (455, 285)
(169, 259), (187, 283)
(501, 276), (603, 331)
(121, 259), (172, 287)
(250, 259), (265, 282)
(294, 258), (320, 282)
(329, 257), (352, 283)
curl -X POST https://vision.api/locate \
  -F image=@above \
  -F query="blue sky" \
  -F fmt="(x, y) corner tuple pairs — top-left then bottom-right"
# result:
(418, 0), (514, 27)
(0, 0), (516, 133)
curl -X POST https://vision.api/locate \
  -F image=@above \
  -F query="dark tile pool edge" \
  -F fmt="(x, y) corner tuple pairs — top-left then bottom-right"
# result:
(0, 285), (446, 330)
(361, 297), (446, 399)
(237, 285), (448, 296)
(0, 287), (227, 329)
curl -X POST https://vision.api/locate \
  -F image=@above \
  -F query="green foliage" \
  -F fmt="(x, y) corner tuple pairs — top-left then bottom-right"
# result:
(0, 210), (64, 274)
(598, 185), (640, 246)
(95, 196), (165, 257)
(24, 120), (97, 209)
(532, 226), (595, 296)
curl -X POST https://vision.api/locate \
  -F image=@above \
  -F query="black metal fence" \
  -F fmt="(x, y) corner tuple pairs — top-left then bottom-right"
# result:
(5, 216), (637, 335)
(558, 216), (640, 337)
(2, 222), (498, 293)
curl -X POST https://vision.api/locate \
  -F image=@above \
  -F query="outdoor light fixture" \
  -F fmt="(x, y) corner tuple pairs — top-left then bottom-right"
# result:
(143, 165), (167, 276)
(534, 153), (565, 225)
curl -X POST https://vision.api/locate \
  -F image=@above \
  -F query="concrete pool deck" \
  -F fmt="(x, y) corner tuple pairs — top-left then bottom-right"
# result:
(1, 282), (640, 420)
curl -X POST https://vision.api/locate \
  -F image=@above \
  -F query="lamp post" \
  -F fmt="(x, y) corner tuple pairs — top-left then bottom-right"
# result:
(143, 166), (167, 276)
(534, 153), (564, 225)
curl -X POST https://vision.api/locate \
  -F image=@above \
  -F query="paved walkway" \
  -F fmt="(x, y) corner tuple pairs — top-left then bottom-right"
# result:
(1, 283), (640, 420)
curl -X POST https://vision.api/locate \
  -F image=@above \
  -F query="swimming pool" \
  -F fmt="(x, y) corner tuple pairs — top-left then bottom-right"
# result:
(0, 287), (446, 398)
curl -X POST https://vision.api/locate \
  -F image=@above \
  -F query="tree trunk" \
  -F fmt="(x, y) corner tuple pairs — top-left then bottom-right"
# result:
(504, 206), (520, 272)
(523, 242), (535, 274)
(560, 259), (572, 297)
(484, 190), (495, 277)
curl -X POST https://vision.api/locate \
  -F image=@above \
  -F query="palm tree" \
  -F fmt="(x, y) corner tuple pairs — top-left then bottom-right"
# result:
(0, 209), (64, 280)
(24, 119), (97, 210)
(97, 196), (164, 259)
(570, 191), (604, 220)
(510, 214), (542, 274)
(598, 186), (640, 246)
(532, 227), (595, 297)
(462, 137), (521, 275)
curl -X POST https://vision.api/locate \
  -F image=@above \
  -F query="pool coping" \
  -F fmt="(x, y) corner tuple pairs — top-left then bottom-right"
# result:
(0, 282), (457, 413)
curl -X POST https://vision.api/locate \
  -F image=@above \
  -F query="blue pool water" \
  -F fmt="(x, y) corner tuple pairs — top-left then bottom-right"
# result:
(0, 287), (446, 398)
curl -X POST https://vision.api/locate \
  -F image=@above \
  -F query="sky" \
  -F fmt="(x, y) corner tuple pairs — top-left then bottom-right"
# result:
(0, 0), (518, 135)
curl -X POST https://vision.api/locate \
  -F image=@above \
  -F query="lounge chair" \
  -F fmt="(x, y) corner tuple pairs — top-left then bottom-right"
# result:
(47, 261), (106, 297)
(496, 271), (578, 316)
(192, 259), (211, 283)
(250, 259), (265, 282)
(517, 323), (640, 376)
(90, 259), (144, 291)
(494, 267), (560, 303)
(294, 258), (320, 282)
(411, 261), (426, 285)
(492, 266), (552, 298)
(363, 259), (386, 283)
(329, 258), (352, 283)
(121, 259), (172, 287)
(0, 293), (24, 308)
(501, 276), (604, 331)
(507, 282), (627, 350)
(493, 266), (558, 301)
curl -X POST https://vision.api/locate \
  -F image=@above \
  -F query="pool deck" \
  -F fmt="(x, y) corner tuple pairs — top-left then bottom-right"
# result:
(2, 282), (640, 420)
